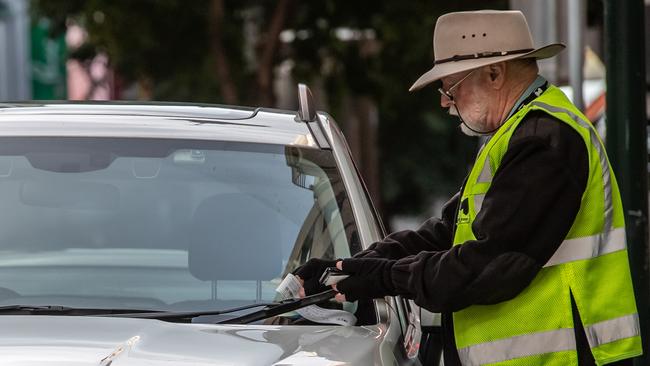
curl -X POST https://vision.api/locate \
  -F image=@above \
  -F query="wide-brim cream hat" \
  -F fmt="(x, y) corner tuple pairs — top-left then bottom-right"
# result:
(409, 10), (565, 92)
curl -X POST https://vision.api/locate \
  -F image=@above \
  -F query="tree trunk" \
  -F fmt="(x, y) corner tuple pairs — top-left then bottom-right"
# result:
(209, 0), (238, 105)
(342, 94), (382, 215)
(256, 0), (292, 107)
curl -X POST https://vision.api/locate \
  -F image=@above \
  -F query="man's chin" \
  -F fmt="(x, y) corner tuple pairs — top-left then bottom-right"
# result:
(459, 122), (484, 136)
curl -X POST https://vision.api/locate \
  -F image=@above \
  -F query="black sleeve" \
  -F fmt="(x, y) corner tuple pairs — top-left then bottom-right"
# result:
(353, 193), (459, 260)
(388, 111), (589, 313)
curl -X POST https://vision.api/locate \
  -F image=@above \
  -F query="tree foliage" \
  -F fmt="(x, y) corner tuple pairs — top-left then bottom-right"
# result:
(31, 0), (507, 220)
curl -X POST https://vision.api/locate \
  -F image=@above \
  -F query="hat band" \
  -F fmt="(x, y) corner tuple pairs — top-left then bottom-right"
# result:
(434, 48), (534, 65)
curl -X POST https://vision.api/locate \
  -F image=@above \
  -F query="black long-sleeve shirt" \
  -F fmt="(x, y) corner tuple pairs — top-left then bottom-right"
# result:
(355, 111), (633, 365)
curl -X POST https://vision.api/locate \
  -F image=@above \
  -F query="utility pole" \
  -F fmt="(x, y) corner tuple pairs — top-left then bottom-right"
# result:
(568, 0), (585, 111)
(604, 1), (649, 364)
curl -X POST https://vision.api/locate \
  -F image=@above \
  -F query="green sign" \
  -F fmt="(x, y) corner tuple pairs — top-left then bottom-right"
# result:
(31, 18), (66, 100)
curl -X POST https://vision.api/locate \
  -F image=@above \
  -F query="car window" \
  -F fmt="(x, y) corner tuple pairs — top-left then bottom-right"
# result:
(0, 137), (361, 312)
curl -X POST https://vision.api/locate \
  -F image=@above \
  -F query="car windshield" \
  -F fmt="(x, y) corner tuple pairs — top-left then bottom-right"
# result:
(0, 137), (361, 312)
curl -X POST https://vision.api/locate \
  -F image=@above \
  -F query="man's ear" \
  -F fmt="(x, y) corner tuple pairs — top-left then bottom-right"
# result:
(487, 62), (506, 89)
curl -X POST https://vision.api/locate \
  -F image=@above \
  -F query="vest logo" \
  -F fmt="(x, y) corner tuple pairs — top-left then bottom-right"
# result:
(460, 198), (469, 214)
(457, 198), (470, 224)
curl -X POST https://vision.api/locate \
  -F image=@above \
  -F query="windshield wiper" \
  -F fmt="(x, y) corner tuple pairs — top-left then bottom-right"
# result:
(0, 305), (74, 313)
(0, 305), (157, 315)
(218, 289), (336, 325)
(96, 289), (337, 324)
(98, 301), (282, 320)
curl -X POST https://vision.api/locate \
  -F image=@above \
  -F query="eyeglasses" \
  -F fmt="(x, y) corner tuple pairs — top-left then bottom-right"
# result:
(438, 69), (476, 100)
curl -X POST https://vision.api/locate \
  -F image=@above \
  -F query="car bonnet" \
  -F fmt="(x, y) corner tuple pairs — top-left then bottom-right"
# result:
(0, 315), (386, 365)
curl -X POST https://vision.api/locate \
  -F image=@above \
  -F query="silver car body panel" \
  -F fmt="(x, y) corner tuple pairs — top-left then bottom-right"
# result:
(0, 316), (394, 365)
(0, 102), (259, 120)
(0, 102), (419, 365)
(0, 104), (316, 147)
(316, 112), (398, 327)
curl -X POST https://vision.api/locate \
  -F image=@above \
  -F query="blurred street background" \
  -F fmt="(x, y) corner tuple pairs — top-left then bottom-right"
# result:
(0, 0), (645, 233)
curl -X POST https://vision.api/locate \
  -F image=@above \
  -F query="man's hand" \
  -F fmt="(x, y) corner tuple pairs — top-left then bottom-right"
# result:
(293, 258), (337, 297)
(332, 258), (396, 302)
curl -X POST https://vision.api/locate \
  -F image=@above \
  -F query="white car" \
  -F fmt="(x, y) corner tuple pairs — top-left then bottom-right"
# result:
(0, 86), (441, 365)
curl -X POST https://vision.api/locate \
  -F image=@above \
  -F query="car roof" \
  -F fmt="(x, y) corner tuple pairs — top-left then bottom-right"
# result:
(0, 102), (318, 147)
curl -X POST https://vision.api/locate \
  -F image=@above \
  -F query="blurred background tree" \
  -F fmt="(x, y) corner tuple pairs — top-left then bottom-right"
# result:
(31, 0), (507, 229)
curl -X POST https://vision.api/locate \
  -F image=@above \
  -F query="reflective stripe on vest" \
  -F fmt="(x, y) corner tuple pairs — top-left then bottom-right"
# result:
(458, 328), (576, 366)
(477, 157), (492, 183)
(474, 194), (485, 214)
(585, 313), (640, 349)
(543, 227), (626, 267)
(467, 208), (627, 268)
(458, 313), (640, 366)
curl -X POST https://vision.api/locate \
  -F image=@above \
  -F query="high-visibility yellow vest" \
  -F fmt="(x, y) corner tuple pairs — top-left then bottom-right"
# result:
(452, 85), (642, 365)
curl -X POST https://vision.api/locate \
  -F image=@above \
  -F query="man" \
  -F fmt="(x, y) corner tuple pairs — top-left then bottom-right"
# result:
(295, 10), (642, 366)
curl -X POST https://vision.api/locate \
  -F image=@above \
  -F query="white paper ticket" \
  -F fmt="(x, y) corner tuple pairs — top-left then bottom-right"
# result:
(276, 273), (356, 326)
